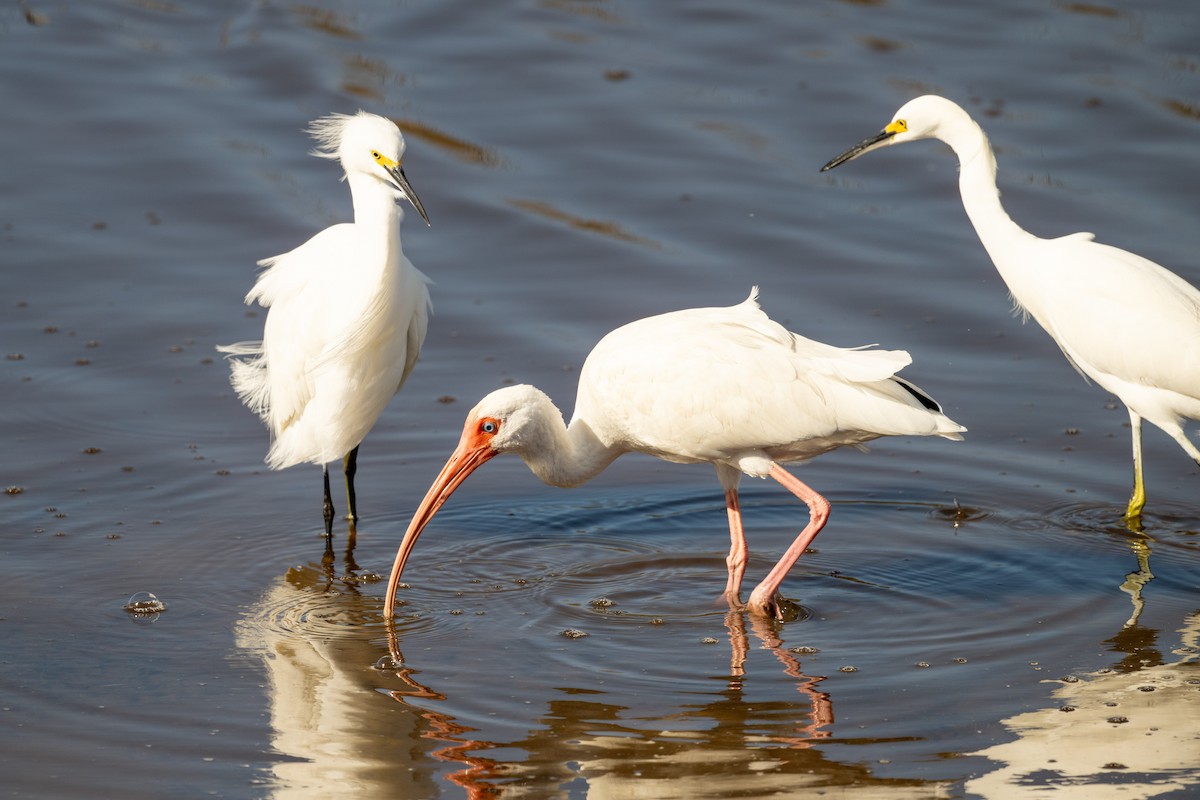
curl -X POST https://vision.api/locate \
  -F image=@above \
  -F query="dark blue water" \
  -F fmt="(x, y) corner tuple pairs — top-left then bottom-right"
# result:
(2, 1), (1198, 797)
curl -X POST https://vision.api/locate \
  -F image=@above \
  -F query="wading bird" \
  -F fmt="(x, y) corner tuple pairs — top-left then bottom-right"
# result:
(220, 111), (431, 537)
(383, 289), (964, 620)
(821, 95), (1200, 525)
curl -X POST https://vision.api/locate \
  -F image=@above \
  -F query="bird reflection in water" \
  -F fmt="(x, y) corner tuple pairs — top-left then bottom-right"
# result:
(379, 652), (502, 800)
(1118, 536), (1154, 629)
(243, 562), (958, 798)
(379, 611), (839, 796)
(969, 610), (1200, 796)
(722, 611), (833, 748)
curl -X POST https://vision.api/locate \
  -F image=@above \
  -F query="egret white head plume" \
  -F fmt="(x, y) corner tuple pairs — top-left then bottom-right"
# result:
(307, 110), (429, 224)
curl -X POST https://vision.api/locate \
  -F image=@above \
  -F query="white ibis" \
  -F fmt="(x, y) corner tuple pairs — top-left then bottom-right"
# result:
(821, 95), (1200, 524)
(220, 111), (432, 537)
(384, 289), (964, 620)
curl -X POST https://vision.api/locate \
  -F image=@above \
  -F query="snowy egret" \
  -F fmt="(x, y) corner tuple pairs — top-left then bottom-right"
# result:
(220, 111), (431, 537)
(383, 288), (965, 620)
(821, 95), (1200, 524)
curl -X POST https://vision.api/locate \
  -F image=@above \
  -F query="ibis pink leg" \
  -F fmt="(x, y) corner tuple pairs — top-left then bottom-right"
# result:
(746, 464), (831, 619)
(723, 487), (749, 607)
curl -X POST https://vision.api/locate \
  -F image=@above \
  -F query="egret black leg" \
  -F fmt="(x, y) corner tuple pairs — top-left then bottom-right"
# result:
(344, 445), (359, 523)
(322, 464), (335, 538)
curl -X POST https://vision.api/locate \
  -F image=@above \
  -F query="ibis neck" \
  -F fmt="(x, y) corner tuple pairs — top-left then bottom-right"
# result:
(518, 412), (622, 489)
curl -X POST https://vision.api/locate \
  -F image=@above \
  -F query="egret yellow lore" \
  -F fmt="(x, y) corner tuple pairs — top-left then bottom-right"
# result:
(219, 111), (431, 537)
(382, 288), (965, 621)
(821, 95), (1200, 524)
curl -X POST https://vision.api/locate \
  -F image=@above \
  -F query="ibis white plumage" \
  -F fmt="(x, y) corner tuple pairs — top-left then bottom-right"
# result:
(820, 95), (1200, 524)
(383, 289), (964, 620)
(220, 111), (431, 536)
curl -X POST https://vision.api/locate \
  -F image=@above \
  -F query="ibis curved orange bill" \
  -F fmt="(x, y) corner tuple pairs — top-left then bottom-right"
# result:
(383, 418), (498, 619)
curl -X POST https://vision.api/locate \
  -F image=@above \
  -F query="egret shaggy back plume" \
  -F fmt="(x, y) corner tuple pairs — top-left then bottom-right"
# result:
(821, 94), (1200, 525)
(382, 288), (964, 621)
(219, 110), (432, 537)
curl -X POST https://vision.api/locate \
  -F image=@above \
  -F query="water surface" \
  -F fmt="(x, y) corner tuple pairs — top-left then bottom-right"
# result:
(2, 1), (1199, 797)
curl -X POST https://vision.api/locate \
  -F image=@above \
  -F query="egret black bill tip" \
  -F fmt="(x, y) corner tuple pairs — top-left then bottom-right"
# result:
(820, 129), (896, 172)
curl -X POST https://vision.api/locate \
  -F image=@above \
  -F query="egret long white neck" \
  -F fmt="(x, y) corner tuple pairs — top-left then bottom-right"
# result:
(945, 120), (1027, 254)
(347, 175), (403, 254)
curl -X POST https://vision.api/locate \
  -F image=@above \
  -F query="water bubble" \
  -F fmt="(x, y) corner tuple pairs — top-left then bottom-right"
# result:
(700, 637), (719, 645)
(1137, 685), (1156, 692)
(789, 646), (820, 655)
(339, 570), (381, 584)
(1103, 763), (1128, 770)
(1059, 705), (1076, 712)
(1061, 675), (1080, 683)
(934, 501), (989, 526)
(561, 629), (589, 639)
(914, 661), (930, 668)
(374, 655), (403, 670)
(1106, 716), (1129, 724)
(839, 666), (858, 673)
(125, 591), (165, 613)
(124, 591), (166, 621)
(952, 657), (968, 664)
(589, 597), (615, 608)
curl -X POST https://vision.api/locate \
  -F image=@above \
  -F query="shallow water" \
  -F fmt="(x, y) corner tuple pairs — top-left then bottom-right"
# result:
(2, 1), (1199, 798)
